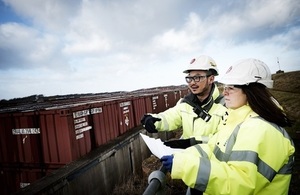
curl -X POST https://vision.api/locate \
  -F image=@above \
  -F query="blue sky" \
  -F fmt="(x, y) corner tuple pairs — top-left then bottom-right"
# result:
(0, 0), (299, 100)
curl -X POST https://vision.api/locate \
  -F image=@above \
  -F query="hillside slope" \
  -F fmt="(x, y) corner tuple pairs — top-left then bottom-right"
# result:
(272, 70), (300, 94)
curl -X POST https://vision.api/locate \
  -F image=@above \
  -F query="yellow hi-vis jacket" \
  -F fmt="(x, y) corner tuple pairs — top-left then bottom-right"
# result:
(171, 105), (295, 195)
(150, 83), (227, 142)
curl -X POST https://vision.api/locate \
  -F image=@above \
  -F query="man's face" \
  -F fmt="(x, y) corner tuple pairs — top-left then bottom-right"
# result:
(185, 70), (214, 96)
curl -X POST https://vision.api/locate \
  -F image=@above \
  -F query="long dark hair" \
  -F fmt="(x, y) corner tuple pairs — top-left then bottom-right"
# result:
(239, 83), (292, 127)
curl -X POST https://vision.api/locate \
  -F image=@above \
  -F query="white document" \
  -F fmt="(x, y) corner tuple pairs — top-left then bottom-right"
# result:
(140, 133), (183, 159)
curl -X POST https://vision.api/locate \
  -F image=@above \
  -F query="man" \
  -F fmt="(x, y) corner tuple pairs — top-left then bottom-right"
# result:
(141, 55), (227, 148)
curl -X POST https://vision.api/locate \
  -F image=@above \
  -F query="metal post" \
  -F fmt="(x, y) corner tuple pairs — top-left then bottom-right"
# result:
(143, 165), (167, 195)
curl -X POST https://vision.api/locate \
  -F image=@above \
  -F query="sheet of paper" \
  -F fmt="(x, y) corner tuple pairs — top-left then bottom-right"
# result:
(140, 133), (183, 159)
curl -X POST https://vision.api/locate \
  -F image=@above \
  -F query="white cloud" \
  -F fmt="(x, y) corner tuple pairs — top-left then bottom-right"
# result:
(3, 0), (81, 31)
(0, 0), (299, 99)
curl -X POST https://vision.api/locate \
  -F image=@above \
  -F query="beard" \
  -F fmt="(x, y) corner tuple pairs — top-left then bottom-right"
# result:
(193, 82), (210, 97)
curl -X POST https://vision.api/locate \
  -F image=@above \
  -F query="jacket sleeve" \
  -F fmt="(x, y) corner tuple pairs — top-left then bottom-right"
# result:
(150, 99), (185, 131)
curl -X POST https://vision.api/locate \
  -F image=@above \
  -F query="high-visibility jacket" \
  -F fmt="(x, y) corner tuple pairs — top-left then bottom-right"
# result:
(150, 83), (227, 142)
(171, 105), (295, 195)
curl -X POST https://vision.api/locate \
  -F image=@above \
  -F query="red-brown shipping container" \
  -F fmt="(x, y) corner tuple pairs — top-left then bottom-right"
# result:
(131, 95), (148, 126)
(68, 104), (93, 159)
(144, 94), (154, 114)
(182, 87), (189, 97)
(0, 103), (96, 168)
(117, 99), (135, 134)
(0, 113), (16, 165)
(0, 111), (43, 167)
(38, 104), (93, 167)
(164, 91), (176, 108)
(89, 100), (119, 147)
(150, 92), (168, 113)
(0, 166), (53, 195)
(174, 90), (182, 103)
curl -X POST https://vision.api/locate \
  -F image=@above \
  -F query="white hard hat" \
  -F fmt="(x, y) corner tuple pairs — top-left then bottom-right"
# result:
(219, 58), (273, 88)
(183, 55), (219, 75)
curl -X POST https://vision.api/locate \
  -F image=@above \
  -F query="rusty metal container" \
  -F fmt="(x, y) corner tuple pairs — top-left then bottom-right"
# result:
(0, 111), (43, 166)
(0, 104), (94, 167)
(89, 100), (119, 146)
(116, 99), (135, 135)
(131, 95), (149, 126)
(0, 166), (53, 195)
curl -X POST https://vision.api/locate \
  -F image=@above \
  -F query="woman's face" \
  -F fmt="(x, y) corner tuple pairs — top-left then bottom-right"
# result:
(222, 85), (247, 109)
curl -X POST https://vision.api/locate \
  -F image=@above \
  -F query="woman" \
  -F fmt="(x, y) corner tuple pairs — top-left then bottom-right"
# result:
(161, 58), (295, 195)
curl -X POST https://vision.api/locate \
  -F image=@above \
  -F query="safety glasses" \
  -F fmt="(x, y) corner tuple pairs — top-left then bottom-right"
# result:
(185, 74), (211, 83)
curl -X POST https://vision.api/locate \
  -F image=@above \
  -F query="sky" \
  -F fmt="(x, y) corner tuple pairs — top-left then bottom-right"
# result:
(0, 0), (299, 100)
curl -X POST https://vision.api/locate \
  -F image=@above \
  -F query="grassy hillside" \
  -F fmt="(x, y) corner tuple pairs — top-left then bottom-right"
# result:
(270, 70), (300, 139)
(272, 71), (300, 94)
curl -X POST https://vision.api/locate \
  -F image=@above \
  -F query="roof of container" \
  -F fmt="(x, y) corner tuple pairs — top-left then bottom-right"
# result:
(0, 85), (187, 113)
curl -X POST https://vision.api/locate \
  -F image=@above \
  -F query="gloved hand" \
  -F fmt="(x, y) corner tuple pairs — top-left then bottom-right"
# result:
(140, 114), (161, 133)
(164, 138), (201, 149)
(160, 155), (174, 172)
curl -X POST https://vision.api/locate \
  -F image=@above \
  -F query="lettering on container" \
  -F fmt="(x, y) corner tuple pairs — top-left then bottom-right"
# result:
(75, 122), (88, 129)
(73, 107), (102, 118)
(91, 107), (102, 114)
(72, 108), (102, 140)
(12, 128), (40, 135)
(75, 126), (92, 134)
(73, 109), (90, 118)
(164, 94), (168, 108)
(152, 96), (158, 110)
(76, 133), (84, 140)
(120, 101), (131, 107)
(123, 106), (129, 114)
(124, 115), (129, 126)
(74, 117), (86, 124)
(20, 183), (30, 188)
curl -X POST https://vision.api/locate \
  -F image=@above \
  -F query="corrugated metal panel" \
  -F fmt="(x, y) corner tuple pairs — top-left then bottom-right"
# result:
(173, 90), (181, 103)
(165, 91), (176, 108)
(0, 167), (52, 195)
(104, 101), (120, 141)
(91, 101), (119, 146)
(39, 109), (73, 166)
(89, 102), (106, 146)
(0, 111), (43, 165)
(180, 88), (189, 98)
(117, 99), (135, 134)
(70, 105), (93, 158)
(0, 113), (15, 164)
(151, 92), (170, 113)
(144, 95), (154, 114)
(0, 105), (96, 168)
(131, 96), (147, 126)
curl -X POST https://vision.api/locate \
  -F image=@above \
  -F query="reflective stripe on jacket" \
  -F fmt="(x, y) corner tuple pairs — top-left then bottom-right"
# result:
(171, 105), (295, 195)
(151, 83), (227, 142)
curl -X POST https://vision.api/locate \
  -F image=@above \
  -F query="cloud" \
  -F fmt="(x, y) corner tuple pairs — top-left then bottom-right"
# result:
(212, 0), (300, 42)
(3, 0), (82, 30)
(0, 22), (68, 70)
(0, 0), (299, 99)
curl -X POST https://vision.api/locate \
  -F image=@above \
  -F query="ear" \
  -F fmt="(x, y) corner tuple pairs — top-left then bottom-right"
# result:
(208, 75), (215, 84)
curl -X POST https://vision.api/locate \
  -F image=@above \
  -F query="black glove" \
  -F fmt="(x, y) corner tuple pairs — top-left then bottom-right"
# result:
(164, 137), (202, 149)
(140, 114), (161, 133)
(160, 155), (174, 172)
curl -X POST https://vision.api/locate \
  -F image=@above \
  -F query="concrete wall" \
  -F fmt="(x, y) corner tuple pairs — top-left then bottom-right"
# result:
(15, 129), (154, 195)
